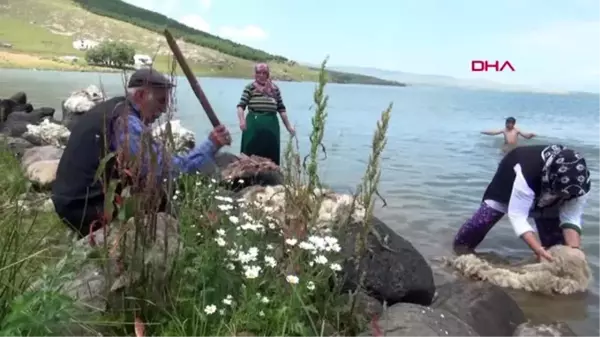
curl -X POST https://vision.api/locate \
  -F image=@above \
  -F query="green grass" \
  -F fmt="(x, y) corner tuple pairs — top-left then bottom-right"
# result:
(0, 0), (405, 86)
(0, 60), (393, 335)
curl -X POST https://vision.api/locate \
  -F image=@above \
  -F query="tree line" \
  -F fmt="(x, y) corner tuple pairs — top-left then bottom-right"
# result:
(72, 0), (288, 63)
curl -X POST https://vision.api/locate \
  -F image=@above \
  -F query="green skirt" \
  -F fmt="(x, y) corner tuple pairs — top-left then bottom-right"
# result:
(240, 111), (281, 165)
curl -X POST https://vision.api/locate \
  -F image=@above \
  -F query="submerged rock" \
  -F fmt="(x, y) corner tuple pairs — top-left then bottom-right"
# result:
(513, 321), (576, 336)
(431, 280), (526, 336)
(360, 302), (477, 336)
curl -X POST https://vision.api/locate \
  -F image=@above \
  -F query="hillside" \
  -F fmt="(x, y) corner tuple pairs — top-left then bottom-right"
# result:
(0, 0), (406, 86)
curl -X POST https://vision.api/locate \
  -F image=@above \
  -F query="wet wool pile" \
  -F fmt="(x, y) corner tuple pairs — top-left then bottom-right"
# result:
(445, 245), (591, 295)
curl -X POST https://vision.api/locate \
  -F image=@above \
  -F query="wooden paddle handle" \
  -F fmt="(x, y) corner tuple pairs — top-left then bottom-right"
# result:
(164, 28), (221, 127)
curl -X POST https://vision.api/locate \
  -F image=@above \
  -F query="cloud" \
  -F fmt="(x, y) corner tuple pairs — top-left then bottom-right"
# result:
(509, 20), (599, 90)
(199, 0), (211, 10)
(514, 21), (599, 52)
(179, 14), (211, 32)
(217, 25), (268, 41)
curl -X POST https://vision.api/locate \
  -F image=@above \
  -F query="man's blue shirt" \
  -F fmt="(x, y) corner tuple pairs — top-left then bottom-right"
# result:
(110, 102), (217, 183)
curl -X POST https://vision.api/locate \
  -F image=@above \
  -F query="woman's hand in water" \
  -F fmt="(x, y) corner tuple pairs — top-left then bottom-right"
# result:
(535, 247), (554, 262)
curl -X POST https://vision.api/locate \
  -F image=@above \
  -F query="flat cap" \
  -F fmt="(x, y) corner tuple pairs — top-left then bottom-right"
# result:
(127, 68), (174, 88)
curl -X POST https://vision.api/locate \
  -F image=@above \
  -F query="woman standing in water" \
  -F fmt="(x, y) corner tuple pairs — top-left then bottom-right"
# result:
(453, 144), (591, 262)
(236, 63), (295, 165)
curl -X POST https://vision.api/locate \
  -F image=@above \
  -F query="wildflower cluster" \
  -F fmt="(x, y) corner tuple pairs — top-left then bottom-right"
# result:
(163, 175), (348, 335)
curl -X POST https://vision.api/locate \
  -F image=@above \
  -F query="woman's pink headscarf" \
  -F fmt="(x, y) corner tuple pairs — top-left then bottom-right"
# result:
(253, 63), (276, 98)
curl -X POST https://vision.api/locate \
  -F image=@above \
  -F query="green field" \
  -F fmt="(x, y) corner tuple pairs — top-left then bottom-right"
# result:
(0, 0), (406, 86)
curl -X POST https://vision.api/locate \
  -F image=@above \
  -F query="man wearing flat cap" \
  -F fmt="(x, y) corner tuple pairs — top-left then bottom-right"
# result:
(52, 68), (232, 238)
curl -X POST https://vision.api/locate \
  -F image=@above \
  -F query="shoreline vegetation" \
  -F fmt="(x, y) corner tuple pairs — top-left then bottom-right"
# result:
(0, 58), (396, 336)
(0, 50), (406, 87)
(0, 0), (407, 87)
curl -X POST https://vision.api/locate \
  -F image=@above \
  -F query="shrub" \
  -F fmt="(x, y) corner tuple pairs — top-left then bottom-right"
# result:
(85, 41), (136, 68)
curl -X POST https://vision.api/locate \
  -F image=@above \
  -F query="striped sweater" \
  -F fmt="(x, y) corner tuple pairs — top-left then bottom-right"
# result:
(237, 83), (286, 114)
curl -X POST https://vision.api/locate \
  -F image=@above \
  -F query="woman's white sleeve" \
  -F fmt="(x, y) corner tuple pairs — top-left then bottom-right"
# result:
(559, 193), (588, 229)
(507, 164), (535, 237)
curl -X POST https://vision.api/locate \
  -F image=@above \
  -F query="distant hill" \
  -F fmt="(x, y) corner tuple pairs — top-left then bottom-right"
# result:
(72, 0), (287, 63)
(328, 66), (577, 94)
(0, 0), (406, 86)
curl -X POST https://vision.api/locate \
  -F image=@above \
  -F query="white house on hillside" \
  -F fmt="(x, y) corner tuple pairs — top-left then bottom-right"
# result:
(133, 54), (153, 69)
(72, 39), (99, 51)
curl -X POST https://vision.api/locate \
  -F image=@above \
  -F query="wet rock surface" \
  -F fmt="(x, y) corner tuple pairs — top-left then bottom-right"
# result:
(338, 216), (436, 306)
(431, 280), (526, 336)
(360, 302), (477, 336)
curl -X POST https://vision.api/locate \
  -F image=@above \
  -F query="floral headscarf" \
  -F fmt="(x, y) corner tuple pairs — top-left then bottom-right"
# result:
(253, 63), (276, 98)
(541, 145), (591, 198)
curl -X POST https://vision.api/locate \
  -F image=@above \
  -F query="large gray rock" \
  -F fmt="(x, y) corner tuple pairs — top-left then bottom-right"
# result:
(21, 145), (64, 169)
(337, 216), (436, 306)
(0, 135), (35, 158)
(360, 303), (477, 336)
(0, 92), (31, 122)
(513, 322), (576, 336)
(431, 280), (526, 336)
(9, 91), (27, 105)
(0, 107), (56, 137)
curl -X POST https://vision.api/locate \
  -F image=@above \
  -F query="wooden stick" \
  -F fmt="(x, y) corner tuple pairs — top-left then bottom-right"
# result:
(163, 28), (221, 127)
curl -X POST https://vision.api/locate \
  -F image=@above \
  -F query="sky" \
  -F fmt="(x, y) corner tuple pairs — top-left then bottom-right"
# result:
(123, 0), (600, 93)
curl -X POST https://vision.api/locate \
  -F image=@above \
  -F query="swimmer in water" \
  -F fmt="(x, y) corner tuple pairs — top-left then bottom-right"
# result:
(481, 117), (536, 152)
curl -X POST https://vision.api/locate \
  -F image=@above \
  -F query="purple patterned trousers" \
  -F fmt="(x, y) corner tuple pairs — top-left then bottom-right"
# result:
(453, 202), (564, 253)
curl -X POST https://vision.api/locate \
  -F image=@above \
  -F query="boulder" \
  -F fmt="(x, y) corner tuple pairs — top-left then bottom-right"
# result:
(360, 302), (477, 336)
(0, 92), (33, 122)
(0, 99), (16, 122)
(340, 290), (383, 320)
(9, 91), (27, 105)
(13, 103), (34, 113)
(61, 85), (106, 130)
(430, 280), (526, 336)
(337, 216), (436, 306)
(0, 135), (35, 158)
(513, 322), (576, 336)
(0, 108), (56, 137)
(25, 159), (60, 189)
(21, 145), (64, 169)
(153, 119), (196, 153)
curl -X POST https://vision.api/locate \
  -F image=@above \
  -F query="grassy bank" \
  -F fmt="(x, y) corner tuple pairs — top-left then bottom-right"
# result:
(0, 0), (406, 86)
(0, 60), (393, 335)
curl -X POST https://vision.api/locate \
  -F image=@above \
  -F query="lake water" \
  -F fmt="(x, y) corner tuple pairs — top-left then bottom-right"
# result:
(1, 68), (599, 335)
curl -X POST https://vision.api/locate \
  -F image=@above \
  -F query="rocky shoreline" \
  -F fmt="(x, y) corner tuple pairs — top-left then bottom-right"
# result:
(0, 89), (578, 336)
